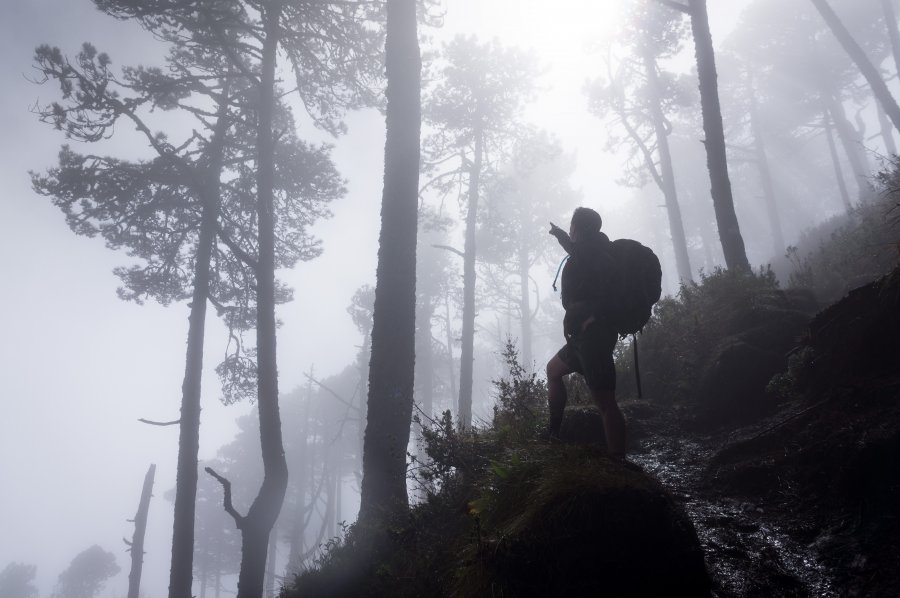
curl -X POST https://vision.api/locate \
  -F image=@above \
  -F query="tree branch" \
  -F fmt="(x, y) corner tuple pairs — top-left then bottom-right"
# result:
(205, 467), (245, 527)
(138, 418), (181, 426)
(303, 373), (359, 413)
(656, 0), (691, 13)
(432, 244), (464, 258)
(216, 222), (259, 271)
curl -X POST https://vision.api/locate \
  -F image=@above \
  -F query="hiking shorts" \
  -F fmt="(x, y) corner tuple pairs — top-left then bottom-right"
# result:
(556, 322), (618, 392)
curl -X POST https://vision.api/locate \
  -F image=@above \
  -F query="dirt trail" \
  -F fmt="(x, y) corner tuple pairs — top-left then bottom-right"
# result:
(631, 432), (838, 597)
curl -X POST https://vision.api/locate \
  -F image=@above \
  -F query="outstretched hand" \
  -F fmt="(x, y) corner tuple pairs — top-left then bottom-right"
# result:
(549, 221), (574, 254)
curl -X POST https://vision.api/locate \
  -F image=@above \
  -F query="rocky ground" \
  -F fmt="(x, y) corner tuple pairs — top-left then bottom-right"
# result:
(619, 268), (900, 597)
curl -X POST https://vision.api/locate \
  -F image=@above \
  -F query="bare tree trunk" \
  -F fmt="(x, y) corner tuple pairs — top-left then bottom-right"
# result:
(286, 387), (311, 575)
(643, 49), (693, 282)
(358, 0), (422, 527)
(884, 0), (900, 78)
(229, 6), (289, 595)
(687, 0), (751, 271)
(877, 100), (898, 155)
(748, 90), (786, 256)
(416, 300), (435, 418)
(824, 114), (854, 211)
(826, 94), (871, 200)
(444, 295), (458, 412)
(168, 162), (220, 598)
(167, 81), (231, 598)
(812, 0), (900, 131)
(264, 530), (277, 598)
(127, 464), (156, 598)
(458, 128), (482, 429)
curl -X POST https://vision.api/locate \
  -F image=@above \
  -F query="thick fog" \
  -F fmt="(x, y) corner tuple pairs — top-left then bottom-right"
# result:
(3, 0), (896, 595)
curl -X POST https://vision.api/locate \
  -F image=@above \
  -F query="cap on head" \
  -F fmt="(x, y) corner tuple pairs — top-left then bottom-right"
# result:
(570, 207), (603, 238)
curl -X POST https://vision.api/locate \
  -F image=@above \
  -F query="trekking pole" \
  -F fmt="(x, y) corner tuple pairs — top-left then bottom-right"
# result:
(633, 334), (643, 399)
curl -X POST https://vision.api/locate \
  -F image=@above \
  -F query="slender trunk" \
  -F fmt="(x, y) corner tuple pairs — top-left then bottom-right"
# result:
(458, 127), (482, 429)
(335, 457), (343, 530)
(416, 300), (435, 417)
(264, 530), (277, 598)
(444, 295), (457, 411)
(127, 464), (156, 598)
(748, 90), (786, 256)
(884, 0), (900, 80)
(325, 464), (337, 539)
(168, 151), (221, 598)
(235, 6), (289, 595)
(824, 114), (853, 211)
(811, 0), (900, 131)
(877, 100), (898, 155)
(643, 49), (693, 282)
(168, 82), (230, 598)
(286, 388), (310, 574)
(826, 94), (870, 199)
(358, 0), (421, 527)
(688, 0), (750, 271)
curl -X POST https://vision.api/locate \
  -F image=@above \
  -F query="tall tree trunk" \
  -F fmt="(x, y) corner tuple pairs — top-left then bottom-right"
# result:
(233, 6), (289, 595)
(416, 299), (435, 417)
(127, 464), (156, 598)
(826, 94), (871, 199)
(877, 100), (898, 155)
(358, 0), (421, 527)
(811, 0), (900, 131)
(883, 0), (900, 79)
(458, 127), (482, 429)
(444, 295), (457, 411)
(643, 49), (693, 282)
(168, 129), (225, 598)
(748, 90), (786, 256)
(286, 387), (311, 575)
(687, 0), (751, 271)
(264, 530), (277, 598)
(824, 114), (854, 211)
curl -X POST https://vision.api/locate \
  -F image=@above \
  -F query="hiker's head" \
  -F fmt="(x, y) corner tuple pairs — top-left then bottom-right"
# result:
(569, 207), (602, 241)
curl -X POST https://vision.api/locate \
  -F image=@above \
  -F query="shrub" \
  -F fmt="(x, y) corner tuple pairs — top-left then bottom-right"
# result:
(615, 267), (787, 404)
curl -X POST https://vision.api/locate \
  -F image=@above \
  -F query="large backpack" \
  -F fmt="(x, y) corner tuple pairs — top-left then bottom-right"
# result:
(606, 239), (662, 336)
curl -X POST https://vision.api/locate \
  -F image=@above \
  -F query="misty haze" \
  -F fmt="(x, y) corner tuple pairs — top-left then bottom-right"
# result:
(2, 0), (899, 597)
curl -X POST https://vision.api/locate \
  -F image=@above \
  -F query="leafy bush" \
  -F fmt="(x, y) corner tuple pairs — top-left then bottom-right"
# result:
(615, 266), (792, 404)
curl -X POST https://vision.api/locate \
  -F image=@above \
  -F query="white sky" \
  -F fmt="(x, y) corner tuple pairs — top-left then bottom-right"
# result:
(0, 1), (750, 596)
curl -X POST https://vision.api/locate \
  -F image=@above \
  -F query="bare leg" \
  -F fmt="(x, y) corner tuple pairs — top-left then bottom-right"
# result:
(546, 354), (574, 438)
(592, 389), (626, 457)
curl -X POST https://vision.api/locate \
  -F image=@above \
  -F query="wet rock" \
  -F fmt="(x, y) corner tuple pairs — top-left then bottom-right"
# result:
(696, 337), (785, 424)
(464, 450), (712, 597)
(558, 402), (654, 448)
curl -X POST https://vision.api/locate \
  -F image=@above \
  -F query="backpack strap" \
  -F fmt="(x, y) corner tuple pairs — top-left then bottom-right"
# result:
(551, 255), (569, 292)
